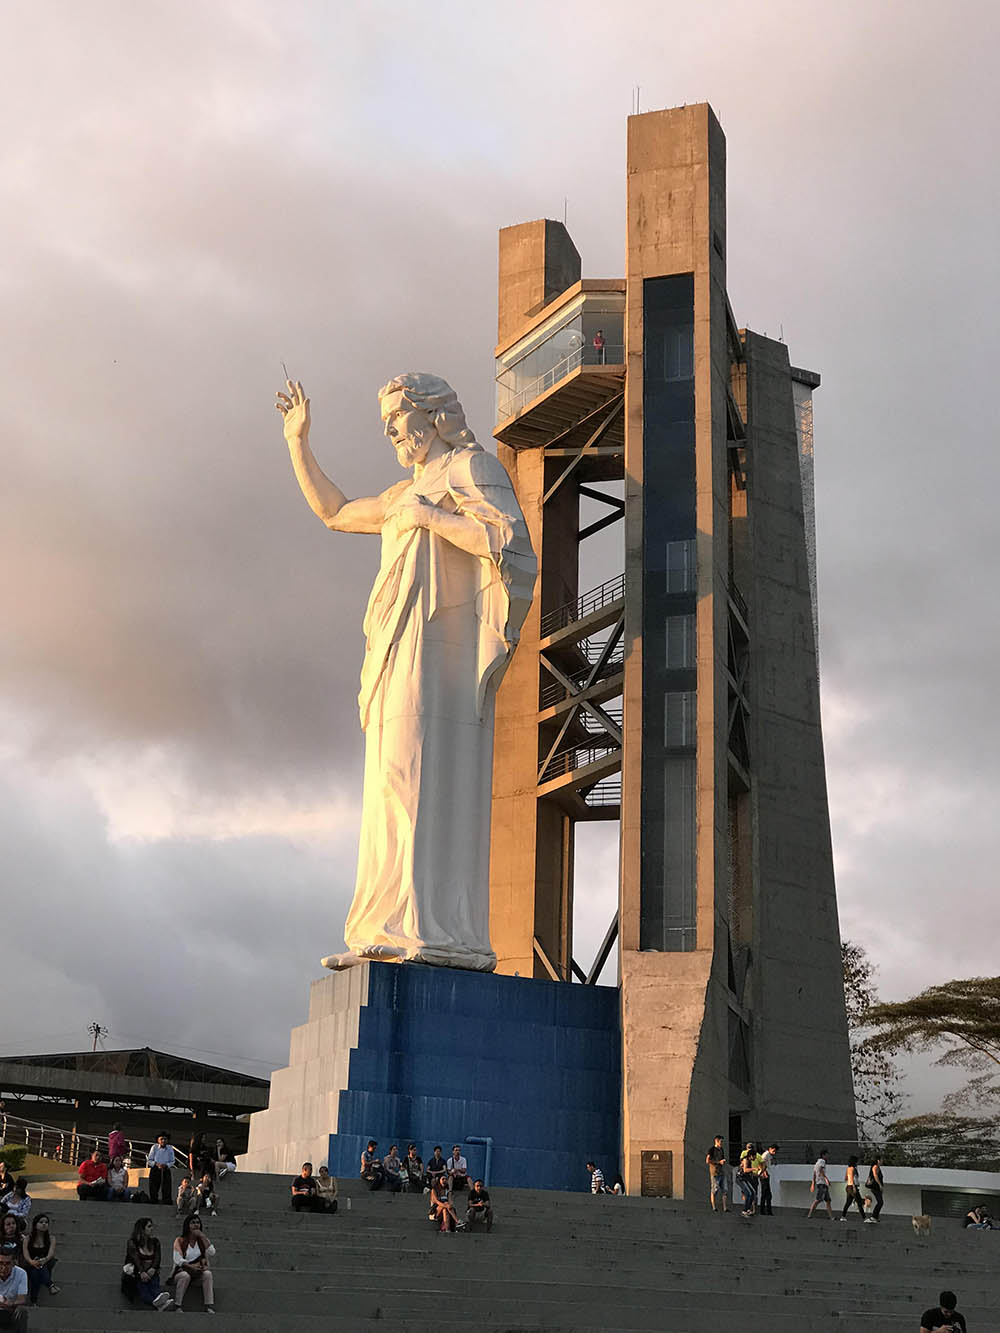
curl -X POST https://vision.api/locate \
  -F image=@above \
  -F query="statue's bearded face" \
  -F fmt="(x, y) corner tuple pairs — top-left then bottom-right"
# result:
(382, 404), (436, 469)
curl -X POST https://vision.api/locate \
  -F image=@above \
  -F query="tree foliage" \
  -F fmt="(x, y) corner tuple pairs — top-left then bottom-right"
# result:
(881, 1111), (1000, 1172)
(862, 976), (1000, 1106)
(841, 939), (906, 1142)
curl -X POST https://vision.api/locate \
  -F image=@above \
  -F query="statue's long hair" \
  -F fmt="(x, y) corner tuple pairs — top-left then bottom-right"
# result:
(378, 373), (478, 449)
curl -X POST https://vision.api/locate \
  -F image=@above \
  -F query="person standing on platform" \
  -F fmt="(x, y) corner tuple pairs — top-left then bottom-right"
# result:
(758, 1144), (778, 1216)
(705, 1136), (728, 1213)
(807, 1149), (833, 1220)
(107, 1124), (126, 1167)
(592, 329), (606, 364)
(76, 1150), (108, 1202)
(146, 1135), (176, 1206)
(864, 1155), (884, 1223)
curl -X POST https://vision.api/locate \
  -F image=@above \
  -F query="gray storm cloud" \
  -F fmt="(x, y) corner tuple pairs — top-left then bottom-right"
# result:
(1, 0), (998, 1104)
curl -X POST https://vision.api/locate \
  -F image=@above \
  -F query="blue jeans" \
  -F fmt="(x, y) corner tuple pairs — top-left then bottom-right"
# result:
(27, 1262), (52, 1302)
(739, 1176), (757, 1210)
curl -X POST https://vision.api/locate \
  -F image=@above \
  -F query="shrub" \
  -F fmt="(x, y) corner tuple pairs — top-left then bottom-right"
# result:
(0, 1146), (27, 1172)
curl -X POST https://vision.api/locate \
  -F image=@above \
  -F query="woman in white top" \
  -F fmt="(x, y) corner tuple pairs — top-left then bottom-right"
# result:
(171, 1214), (215, 1313)
(106, 1156), (130, 1202)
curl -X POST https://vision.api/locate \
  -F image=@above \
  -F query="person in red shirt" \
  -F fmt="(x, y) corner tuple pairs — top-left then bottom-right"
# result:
(592, 329), (607, 364)
(77, 1149), (108, 1201)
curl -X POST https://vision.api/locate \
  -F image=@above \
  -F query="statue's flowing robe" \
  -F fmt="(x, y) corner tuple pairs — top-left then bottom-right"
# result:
(343, 445), (535, 970)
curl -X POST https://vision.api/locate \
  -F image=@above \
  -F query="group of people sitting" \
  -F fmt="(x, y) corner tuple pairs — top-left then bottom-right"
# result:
(359, 1141), (492, 1233)
(76, 1130), (236, 1210)
(0, 1209), (59, 1317)
(287, 1141), (494, 1234)
(962, 1204), (996, 1230)
(121, 1212), (219, 1313)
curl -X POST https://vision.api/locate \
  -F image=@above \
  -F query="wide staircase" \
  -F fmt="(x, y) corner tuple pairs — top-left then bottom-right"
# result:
(24, 1170), (1000, 1331)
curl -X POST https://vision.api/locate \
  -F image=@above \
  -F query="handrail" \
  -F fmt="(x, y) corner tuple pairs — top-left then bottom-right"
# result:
(497, 343), (625, 422)
(0, 1108), (161, 1169)
(540, 573), (625, 639)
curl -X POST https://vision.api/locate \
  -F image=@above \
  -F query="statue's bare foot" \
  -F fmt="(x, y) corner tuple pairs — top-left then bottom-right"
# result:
(321, 944), (407, 970)
(321, 951), (364, 971)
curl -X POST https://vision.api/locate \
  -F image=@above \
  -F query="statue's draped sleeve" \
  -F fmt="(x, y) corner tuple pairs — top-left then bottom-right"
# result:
(443, 446), (536, 715)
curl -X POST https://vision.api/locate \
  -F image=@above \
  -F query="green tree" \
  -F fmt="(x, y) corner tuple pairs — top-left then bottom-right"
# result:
(862, 976), (1000, 1106)
(881, 1111), (1000, 1171)
(841, 939), (906, 1142)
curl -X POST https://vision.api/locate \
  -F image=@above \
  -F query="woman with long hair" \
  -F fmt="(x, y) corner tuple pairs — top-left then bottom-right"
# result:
(106, 1155), (130, 1202)
(171, 1214), (216, 1313)
(21, 1213), (58, 1306)
(840, 1155), (866, 1221)
(0, 1211), (22, 1245)
(122, 1216), (173, 1310)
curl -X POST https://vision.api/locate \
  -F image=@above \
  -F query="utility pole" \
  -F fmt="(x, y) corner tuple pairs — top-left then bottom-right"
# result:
(87, 1022), (108, 1052)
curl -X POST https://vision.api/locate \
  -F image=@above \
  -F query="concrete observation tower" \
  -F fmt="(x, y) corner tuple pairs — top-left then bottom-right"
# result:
(488, 103), (854, 1195)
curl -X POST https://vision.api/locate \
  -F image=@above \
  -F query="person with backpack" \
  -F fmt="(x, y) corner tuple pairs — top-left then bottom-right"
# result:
(864, 1155), (884, 1223)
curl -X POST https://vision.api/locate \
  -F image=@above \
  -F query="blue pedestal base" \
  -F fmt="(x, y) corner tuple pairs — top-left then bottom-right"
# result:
(327, 962), (620, 1192)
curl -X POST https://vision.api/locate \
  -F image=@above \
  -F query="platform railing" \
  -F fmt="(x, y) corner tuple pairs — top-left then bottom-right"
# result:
(540, 573), (625, 639)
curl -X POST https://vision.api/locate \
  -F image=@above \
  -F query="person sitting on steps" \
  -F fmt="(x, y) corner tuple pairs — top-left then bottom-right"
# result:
(170, 1214), (216, 1314)
(0, 1243), (28, 1328)
(382, 1145), (403, 1193)
(448, 1145), (469, 1193)
(466, 1180), (492, 1231)
(315, 1166), (338, 1212)
(430, 1175), (459, 1232)
(21, 1214), (59, 1307)
(403, 1144), (424, 1194)
(425, 1146), (448, 1193)
(77, 1149), (108, 1202)
(360, 1141), (384, 1191)
(290, 1162), (326, 1213)
(122, 1216), (173, 1311)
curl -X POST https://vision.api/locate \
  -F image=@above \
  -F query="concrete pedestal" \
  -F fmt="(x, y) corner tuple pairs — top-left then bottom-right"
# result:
(243, 961), (620, 1191)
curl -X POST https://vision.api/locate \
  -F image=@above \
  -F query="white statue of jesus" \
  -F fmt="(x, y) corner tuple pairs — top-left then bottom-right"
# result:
(276, 373), (535, 972)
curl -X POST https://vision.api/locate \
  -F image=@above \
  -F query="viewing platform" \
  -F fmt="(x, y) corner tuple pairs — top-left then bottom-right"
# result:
(495, 280), (625, 450)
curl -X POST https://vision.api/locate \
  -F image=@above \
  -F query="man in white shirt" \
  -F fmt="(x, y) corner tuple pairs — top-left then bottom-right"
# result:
(806, 1148), (833, 1219)
(147, 1134), (177, 1206)
(448, 1145), (469, 1192)
(0, 1244), (28, 1328)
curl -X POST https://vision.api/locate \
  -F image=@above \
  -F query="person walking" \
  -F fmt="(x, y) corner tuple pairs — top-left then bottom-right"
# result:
(807, 1149), (833, 1220)
(839, 1155), (866, 1221)
(758, 1144), (778, 1216)
(864, 1156), (884, 1223)
(737, 1144), (758, 1217)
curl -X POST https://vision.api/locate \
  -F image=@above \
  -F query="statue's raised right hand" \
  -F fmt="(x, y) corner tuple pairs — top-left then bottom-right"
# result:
(276, 379), (310, 443)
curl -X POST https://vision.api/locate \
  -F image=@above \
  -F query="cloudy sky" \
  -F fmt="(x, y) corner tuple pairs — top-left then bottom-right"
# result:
(2, 0), (997, 1112)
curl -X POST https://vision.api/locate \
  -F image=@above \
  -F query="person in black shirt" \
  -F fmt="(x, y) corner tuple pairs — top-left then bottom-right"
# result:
(466, 1181), (492, 1231)
(705, 1136), (728, 1213)
(920, 1290), (967, 1332)
(290, 1162), (325, 1213)
(402, 1144), (424, 1193)
(425, 1146), (448, 1191)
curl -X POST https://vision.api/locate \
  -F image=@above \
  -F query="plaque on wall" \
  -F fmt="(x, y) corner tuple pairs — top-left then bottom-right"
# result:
(640, 1149), (673, 1197)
